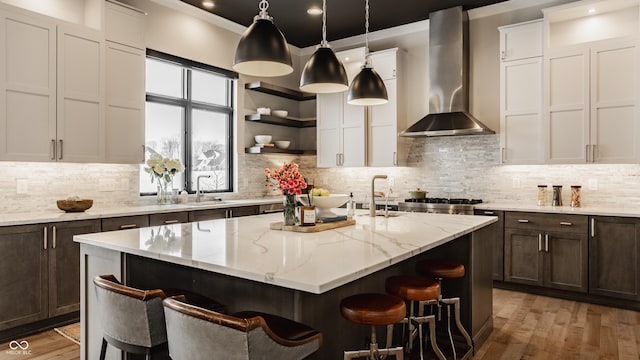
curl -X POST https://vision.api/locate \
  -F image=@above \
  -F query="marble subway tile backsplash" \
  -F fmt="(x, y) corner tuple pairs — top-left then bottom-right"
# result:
(2, 135), (640, 213)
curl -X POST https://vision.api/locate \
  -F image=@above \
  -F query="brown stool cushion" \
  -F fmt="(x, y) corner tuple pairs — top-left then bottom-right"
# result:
(385, 275), (440, 302)
(416, 259), (465, 279)
(340, 293), (406, 326)
(232, 311), (321, 343)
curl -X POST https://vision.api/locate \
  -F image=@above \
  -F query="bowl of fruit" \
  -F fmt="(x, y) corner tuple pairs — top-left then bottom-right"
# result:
(298, 188), (349, 218)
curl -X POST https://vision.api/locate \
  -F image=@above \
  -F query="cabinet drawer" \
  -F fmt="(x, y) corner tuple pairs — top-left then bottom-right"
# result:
(101, 215), (149, 232)
(505, 212), (587, 233)
(149, 212), (188, 226)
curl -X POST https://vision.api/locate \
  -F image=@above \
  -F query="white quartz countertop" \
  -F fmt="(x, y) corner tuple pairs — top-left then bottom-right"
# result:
(74, 210), (497, 294)
(0, 198), (282, 227)
(475, 203), (640, 217)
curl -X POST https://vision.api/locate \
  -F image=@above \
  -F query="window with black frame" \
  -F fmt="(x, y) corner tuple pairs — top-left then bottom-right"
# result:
(140, 50), (237, 196)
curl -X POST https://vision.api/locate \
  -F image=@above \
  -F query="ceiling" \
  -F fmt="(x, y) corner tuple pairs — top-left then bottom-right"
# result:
(179, 0), (510, 48)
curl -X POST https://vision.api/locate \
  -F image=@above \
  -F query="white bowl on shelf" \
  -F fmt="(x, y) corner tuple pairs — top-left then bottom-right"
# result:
(254, 135), (272, 144)
(274, 140), (291, 149)
(298, 194), (349, 218)
(256, 107), (271, 115)
(272, 110), (288, 118)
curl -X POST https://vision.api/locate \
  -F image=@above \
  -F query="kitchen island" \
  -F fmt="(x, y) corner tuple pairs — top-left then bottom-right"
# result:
(76, 210), (497, 359)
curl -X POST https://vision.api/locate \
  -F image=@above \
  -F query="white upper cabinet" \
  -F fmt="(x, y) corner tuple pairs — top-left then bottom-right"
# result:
(316, 48), (366, 168)
(0, 5), (104, 162)
(499, 19), (543, 61)
(368, 48), (407, 167)
(0, 8), (57, 161)
(105, 1), (146, 164)
(543, 0), (640, 164)
(498, 20), (544, 164)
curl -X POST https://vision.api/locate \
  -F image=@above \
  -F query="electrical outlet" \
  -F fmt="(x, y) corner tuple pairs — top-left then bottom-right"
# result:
(512, 177), (521, 188)
(16, 179), (28, 194)
(588, 178), (598, 190)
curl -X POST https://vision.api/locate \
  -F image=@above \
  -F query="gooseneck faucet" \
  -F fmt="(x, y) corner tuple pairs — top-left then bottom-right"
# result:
(196, 175), (212, 202)
(370, 175), (388, 216)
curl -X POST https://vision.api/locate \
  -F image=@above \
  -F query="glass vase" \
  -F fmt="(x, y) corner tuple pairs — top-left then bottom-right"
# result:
(157, 180), (171, 205)
(283, 194), (297, 226)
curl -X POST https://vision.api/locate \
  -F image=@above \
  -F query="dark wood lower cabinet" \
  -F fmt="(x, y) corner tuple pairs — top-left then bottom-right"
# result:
(503, 212), (588, 293)
(0, 219), (100, 332)
(189, 205), (260, 222)
(589, 216), (640, 301)
(474, 209), (504, 281)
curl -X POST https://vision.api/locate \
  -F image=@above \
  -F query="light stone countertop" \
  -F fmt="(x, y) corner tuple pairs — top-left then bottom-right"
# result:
(0, 198), (282, 227)
(74, 210), (497, 294)
(475, 203), (640, 217)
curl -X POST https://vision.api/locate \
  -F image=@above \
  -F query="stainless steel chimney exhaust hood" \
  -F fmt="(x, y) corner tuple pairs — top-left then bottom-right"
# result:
(401, 6), (494, 137)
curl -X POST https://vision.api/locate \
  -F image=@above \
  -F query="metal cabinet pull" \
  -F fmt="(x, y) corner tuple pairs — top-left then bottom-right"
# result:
(336, 153), (340, 166)
(119, 224), (137, 229)
(58, 139), (63, 160)
(50, 139), (56, 160)
(559, 222), (572, 226)
(545, 234), (549, 252)
(538, 233), (542, 251)
(142, 145), (146, 162)
(585, 144), (590, 163)
(52, 226), (57, 249)
(501, 50), (506, 60)
(501, 147), (505, 163)
(592, 144), (596, 163)
(591, 218), (595, 237)
(43, 227), (48, 250)
(518, 219), (529, 223)
(393, 152), (397, 166)
(483, 211), (495, 215)
(164, 220), (179, 224)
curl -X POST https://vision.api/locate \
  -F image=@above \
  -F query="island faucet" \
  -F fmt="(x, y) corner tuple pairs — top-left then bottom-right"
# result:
(370, 175), (388, 216)
(196, 175), (211, 202)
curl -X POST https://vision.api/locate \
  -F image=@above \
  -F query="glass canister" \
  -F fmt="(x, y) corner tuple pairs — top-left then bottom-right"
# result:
(537, 185), (548, 206)
(552, 185), (563, 206)
(571, 185), (582, 208)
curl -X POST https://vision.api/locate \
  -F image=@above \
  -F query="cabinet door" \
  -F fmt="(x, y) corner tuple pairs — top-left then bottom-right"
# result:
(504, 228), (543, 286)
(475, 209), (504, 281)
(590, 216), (640, 301)
(499, 20), (543, 62)
(228, 206), (259, 218)
(0, 9), (57, 161)
(545, 47), (589, 163)
(57, 24), (104, 162)
(105, 1), (145, 50)
(316, 92), (342, 167)
(105, 41), (145, 164)
(500, 57), (543, 164)
(368, 79), (398, 167)
(0, 224), (47, 330)
(342, 92), (366, 167)
(48, 220), (101, 317)
(544, 231), (588, 293)
(369, 50), (396, 80)
(590, 41), (639, 163)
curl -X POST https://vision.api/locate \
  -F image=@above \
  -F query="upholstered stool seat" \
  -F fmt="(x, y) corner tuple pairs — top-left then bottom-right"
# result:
(415, 260), (473, 360)
(340, 293), (406, 360)
(93, 274), (225, 360)
(385, 276), (445, 359)
(162, 296), (322, 360)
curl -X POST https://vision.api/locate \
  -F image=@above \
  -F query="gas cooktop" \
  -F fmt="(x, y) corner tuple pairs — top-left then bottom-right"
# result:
(398, 198), (483, 215)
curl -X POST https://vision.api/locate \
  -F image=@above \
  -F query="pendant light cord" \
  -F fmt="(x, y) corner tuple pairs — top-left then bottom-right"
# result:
(364, 0), (371, 66)
(320, 0), (328, 47)
(257, 0), (271, 20)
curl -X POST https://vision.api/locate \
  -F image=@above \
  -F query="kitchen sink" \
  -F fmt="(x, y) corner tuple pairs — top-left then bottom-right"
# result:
(187, 200), (227, 207)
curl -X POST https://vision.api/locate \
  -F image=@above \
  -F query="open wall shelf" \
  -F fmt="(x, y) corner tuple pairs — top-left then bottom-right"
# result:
(245, 81), (316, 101)
(245, 114), (316, 128)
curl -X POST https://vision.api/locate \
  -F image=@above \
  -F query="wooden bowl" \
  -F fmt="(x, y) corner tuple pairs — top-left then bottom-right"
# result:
(57, 199), (93, 212)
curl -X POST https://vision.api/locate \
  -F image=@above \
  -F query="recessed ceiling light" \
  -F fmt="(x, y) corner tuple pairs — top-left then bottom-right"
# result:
(307, 7), (323, 15)
(588, 8), (596, 14)
(202, 0), (214, 9)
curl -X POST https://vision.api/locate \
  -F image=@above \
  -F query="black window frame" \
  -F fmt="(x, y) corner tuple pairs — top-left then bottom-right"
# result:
(143, 49), (238, 195)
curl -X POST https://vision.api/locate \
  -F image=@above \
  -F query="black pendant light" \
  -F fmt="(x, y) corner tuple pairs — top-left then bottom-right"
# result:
(347, 0), (388, 105)
(233, 0), (293, 77)
(300, 0), (348, 93)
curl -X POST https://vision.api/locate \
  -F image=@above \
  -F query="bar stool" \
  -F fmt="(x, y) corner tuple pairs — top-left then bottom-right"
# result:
(163, 296), (322, 359)
(340, 293), (406, 360)
(93, 274), (226, 360)
(385, 275), (445, 360)
(415, 260), (472, 360)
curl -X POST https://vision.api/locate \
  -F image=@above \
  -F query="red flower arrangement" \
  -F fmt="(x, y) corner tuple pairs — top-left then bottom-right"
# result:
(264, 162), (308, 195)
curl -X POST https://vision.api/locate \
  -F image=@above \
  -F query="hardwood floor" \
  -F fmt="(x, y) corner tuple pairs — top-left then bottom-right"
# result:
(475, 288), (640, 360)
(0, 289), (638, 359)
